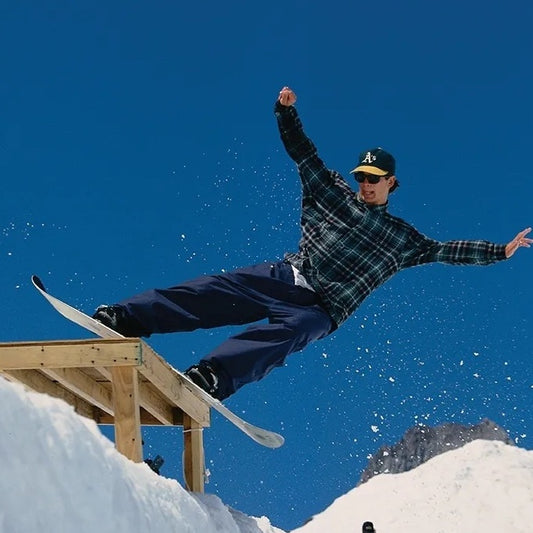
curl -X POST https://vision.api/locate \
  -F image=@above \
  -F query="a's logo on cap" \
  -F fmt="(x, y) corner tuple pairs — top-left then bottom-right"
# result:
(361, 151), (377, 164)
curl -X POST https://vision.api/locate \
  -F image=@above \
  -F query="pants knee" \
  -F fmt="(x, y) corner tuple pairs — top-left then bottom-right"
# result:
(279, 309), (333, 351)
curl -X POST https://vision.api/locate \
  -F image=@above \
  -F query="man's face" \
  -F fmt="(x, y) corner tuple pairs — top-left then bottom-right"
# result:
(357, 173), (396, 205)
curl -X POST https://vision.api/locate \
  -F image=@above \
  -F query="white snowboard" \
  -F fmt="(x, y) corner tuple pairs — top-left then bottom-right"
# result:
(31, 275), (284, 449)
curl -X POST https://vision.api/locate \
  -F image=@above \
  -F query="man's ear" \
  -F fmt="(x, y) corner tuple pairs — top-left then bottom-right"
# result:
(388, 175), (396, 190)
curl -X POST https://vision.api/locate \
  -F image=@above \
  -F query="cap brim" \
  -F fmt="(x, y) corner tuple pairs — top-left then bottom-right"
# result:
(350, 165), (389, 176)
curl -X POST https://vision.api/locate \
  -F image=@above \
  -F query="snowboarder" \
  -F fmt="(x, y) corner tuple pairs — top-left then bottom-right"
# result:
(92, 86), (532, 401)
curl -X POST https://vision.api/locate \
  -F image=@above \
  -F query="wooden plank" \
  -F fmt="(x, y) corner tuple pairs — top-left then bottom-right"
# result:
(98, 408), (182, 426)
(137, 343), (210, 427)
(0, 370), (96, 420)
(41, 367), (114, 416)
(135, 383), (176, 426)
(183, 414), (205, 493)
(110, 367), (143, 463)
(1, 368), (64, 396)
(0, 339), (142, 370)
(98, 366), (175, 426)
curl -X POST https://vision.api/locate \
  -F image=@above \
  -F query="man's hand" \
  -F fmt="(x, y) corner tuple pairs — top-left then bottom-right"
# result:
(505, 227), (533, 258)
(278, 86), (297, 107)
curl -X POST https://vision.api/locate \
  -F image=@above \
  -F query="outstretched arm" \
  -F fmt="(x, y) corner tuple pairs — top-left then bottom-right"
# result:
(275, 87), (327, 170)
(505, 227), (532, 258)
(275, 87), (360, 216)
(404, 226), (532, 268)
(274, 86), (335, 194)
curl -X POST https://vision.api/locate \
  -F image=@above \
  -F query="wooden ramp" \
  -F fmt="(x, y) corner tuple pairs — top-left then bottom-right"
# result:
(0, 338), (210, 492)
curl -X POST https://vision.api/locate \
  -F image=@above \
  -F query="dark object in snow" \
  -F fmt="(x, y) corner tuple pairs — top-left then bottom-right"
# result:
(145, 455), (165, 475)
(362, 521), (376, 532)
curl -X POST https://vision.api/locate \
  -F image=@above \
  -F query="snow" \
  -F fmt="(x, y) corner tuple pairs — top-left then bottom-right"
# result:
(293, 440), (533, 533)
(0, 378), (283, 533)
(2, 375), (533, 533)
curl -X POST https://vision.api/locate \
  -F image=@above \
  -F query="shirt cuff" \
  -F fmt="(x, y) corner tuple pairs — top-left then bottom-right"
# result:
(494, 243), (508, 260)
(274, 100), (293, 113)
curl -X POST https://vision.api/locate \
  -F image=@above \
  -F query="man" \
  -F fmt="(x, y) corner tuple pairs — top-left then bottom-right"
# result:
(93, 86), (531, 400)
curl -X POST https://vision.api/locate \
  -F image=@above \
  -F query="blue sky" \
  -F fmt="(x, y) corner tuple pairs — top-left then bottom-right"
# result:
(1, 2), (532, 530)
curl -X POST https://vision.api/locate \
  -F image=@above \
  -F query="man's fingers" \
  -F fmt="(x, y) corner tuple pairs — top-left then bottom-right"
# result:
(506, 227), (532, 257)
(515, 228), (533, 249)
(278, 87), (296, 107)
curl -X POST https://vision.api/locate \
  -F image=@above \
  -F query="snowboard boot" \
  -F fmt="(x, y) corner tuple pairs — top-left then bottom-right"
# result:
(185, 362), (220, 399)
(92, 305), (145, 337)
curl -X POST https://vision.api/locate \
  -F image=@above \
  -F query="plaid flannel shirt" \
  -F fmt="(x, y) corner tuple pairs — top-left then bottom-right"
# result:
(275, 101), (508, 326)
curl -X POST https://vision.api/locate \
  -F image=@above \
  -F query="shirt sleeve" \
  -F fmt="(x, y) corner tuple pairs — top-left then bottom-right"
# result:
(402, 228), (508, 267)
(274, 100), (334, 192)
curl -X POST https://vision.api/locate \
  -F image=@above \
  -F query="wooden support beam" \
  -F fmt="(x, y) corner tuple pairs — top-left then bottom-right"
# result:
(0, 339), (142, 370)
(41, 367), (114, 416)
(110, 367), (142, 463)
(98, 366), (175, 426)
(183, 414), (205, 492)
(137, 344), (210, 427)
(1, 368), (65, 396)
(0, 370), (96, 420)
(97, 408), (176, 426)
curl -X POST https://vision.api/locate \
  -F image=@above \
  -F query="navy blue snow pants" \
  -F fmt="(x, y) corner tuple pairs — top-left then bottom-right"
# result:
(118, 261), (335, 399)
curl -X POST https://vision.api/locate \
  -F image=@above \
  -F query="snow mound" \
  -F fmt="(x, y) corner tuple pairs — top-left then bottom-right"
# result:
(292, 438), (533, 533)
(0, 377), (284, 533)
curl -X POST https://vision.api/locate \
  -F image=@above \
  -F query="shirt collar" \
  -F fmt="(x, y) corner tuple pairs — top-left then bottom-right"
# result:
(356, 193), (389, 212)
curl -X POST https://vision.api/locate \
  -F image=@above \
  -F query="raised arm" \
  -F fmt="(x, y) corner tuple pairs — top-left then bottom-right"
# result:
(274, 86), (333, 188)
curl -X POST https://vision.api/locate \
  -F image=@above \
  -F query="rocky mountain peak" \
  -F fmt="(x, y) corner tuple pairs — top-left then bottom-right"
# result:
(359, 418), (513, 485)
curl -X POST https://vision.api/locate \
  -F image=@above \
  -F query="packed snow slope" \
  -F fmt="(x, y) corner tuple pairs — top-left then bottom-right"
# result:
(0, 377), (283, 533)
(2, 374), (533, 533)
(293, 439), (533, 533)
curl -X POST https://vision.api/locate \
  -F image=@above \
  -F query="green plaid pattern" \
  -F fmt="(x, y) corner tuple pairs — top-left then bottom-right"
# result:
(275, 102), (507, 326)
